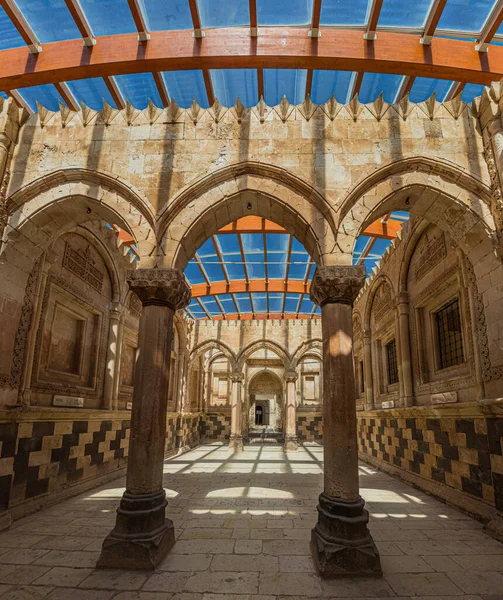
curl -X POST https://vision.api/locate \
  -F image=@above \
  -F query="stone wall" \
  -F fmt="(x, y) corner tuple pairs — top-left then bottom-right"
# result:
(0, 409), (130, 519)
(357, 402), (503, 523)
(296, 413), (323, 443)
(200, 413), (231, 441)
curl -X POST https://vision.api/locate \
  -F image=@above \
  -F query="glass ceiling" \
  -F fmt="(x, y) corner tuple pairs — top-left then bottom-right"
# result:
(183, 213), (407, 320)
(0, 0), (497, 112)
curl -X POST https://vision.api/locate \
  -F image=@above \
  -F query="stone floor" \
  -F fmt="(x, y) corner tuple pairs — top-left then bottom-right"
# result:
(0, 442), (502, 600)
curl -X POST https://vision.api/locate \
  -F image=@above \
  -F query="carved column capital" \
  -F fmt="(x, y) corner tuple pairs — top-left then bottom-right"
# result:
(310, 266), (366, 307)
(284, 371), (298, 383)
(230, 372), (244, 383)
(127, 269), (191, 310)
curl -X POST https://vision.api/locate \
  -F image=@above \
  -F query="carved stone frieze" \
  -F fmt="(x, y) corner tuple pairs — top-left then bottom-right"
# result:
(63, 242), (104, 293)
(0, 257), (42, 389)
(127, 269), (191, 310)
(414, 234), (447, 282)
(128, 292), (142, 318)
(372, 282), (393, 322)
(463, 257), (503, 382)
(310, 266), (366, 306)
(483, 136), (503, 247)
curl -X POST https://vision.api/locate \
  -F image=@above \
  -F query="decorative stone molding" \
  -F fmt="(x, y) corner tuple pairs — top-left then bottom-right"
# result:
(284, 371), (298, 383)
(0, 257), (42, 389)
(230, 372), (244, 383)
(310, 266), (366, 307)
(127, 269), (191, 310)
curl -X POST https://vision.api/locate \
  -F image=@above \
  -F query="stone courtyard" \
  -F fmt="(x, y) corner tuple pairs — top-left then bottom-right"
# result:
(0, 442), (501, 600)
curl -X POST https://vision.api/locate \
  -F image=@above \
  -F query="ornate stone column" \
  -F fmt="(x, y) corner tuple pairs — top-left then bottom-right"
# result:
(284, 371), (298, 451)
(229, 372), (244, 451)
(103, 305), (121, 410)
(396, 292), (414, 407)
(98, 269), (190, 570)
(309, 266), (381, 578)
(362, 330), (374, 411)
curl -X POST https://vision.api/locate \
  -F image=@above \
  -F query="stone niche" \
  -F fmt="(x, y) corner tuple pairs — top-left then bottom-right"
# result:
(31, 232), (113, 408)
(407, 224), (475, 404)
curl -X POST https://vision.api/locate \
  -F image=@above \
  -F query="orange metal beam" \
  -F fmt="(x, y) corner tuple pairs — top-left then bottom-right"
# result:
(64, 0), (95, 46)
(362, 218), (403, 240)
(218, 217), (286, 234)
(365, 0), (384, 41)
(204, 313), (319, 321)
(421, 0), (448, 45)
(249, 0), (258, 36)
(1, 29), (503, 91)
(190, 279), (311, 298)
(127, 0), (150, 41)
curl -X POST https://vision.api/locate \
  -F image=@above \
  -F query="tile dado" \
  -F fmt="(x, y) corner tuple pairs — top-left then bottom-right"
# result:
(0, 409), (204, 521)
(296, 413), (323, 442)
(200, 413), (231, 441)
(357, 402), (503, 523)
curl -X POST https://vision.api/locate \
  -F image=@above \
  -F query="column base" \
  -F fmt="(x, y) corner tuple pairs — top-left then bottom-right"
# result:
(0, 511), (12, 531)
(97, 489), (175, 570)
(284, 435), (298, 452)
(311, 493), (381, 578)
(228, 434), (244, 452)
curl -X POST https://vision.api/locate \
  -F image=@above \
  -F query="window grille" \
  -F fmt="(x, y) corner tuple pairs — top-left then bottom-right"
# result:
(436, 299), (464, 369)
(386, 340), (398, 385)
(359, 361), (365, 393)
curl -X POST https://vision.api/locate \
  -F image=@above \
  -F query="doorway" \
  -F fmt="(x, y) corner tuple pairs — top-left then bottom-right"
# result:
(255, 405), (263, 425)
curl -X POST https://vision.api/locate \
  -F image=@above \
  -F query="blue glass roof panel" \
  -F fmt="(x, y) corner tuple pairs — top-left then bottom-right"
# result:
(200, 297), (223, 316)
(163, 70), (209, 108)
(78, 0), (136, 36)
(437, 0), (497, 32)
(115, 73), (162, 109)
(216, 234), (240, 254)
(409, 77), (453, 103)
(311, 70), (355, 105)
(379, 0), (433, 28)
(18, 84), (64, 112)
(264, 69), (307, 106)
(142, 0), (193, 30)
(257, 0), (313, 25)
(0, 6), (25, 50)
(211, 69), (258, 108)
(284, 294), (301, 313)
(66, 78), (116, 110)
(268, 293), (284, 312)
(234, 293), (252, 312)
(199, 0), (250, 27)
(300, 297), (316, 313)
(359, 73), (403, 104)
(15, 0), (80, 42)
(252, 293), (267, 313)
(185, 261), (207, 285)
(320, 0), (369, 25)
(463, 83), (485, 103)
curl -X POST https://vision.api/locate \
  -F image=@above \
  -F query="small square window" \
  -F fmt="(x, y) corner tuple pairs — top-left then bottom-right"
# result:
(436, 299), (464, 369)
(386, 340), (398, 385)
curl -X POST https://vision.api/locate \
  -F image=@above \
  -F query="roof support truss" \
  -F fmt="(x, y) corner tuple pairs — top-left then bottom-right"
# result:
(476, 0), (503, 52)
(127, 0), (150, 41)
(364, 0), (384, 41)
(309, 0), (322, 38)
(55, 82), (80, 111)
(0, 0), (41, 53)
(104, 76), (126, 109)
(64, 0), (95, 47)
(249, 0), (258, 37)
(1, 28), (503, 91)
(188, 0), (204, 38)
(152, 71), (170, 106)
(421, 0), (448, 45)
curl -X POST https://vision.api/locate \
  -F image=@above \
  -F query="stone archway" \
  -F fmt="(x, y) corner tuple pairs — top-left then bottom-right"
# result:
(248, 370), (284, 433)
(155, 162), (338, 270)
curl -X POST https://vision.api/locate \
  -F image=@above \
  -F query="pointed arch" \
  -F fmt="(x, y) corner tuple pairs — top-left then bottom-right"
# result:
(237, 339), (291, 371)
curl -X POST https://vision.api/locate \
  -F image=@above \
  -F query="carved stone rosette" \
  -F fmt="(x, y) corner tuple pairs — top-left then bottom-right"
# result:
(310, 266), (366, 307)
(127, 269), (191, 310)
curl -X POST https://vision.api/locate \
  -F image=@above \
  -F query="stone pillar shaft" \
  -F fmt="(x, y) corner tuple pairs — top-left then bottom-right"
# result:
(309, 266), (381, 578)
(229, 373), (244, 451)
(363, 333), (374, 411)
(103, 308), (121, 410)
(396, 293), (414, 407)
(284, 372), (298, 451)
(98, 269), (190, 570)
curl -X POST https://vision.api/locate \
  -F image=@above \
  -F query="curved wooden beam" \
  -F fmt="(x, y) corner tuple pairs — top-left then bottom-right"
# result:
(204, 313), (318, 321)
(190, 279), (311, 298)
(0, 28), (502, 91)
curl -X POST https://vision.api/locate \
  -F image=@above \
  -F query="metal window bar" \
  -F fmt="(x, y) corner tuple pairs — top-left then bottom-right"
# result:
(436, 299), (464, 369)
(386, 339), (398, 385)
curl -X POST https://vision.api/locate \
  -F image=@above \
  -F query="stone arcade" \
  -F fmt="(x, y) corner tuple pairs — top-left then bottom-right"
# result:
(0, 72), (503, 595)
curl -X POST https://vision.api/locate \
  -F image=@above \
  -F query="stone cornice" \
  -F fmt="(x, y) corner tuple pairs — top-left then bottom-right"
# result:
(310, 266), (366, 307)
(127, 268), (191, 311)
